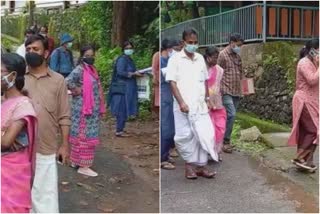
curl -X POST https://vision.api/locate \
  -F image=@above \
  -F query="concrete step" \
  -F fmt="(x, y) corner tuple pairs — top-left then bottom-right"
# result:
(261, 132), (291, 148)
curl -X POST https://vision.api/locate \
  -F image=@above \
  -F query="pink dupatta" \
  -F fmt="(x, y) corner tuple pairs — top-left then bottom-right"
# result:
(1, 96), (37, 213)
(82, 64), (106, 116)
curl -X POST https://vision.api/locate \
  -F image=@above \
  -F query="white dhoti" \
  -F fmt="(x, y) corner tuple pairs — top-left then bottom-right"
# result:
(174, 109), (219, 165)
(31, 153), (59, 213)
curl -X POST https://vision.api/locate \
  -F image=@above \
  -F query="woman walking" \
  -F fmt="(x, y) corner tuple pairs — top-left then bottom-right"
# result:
(204, 46), (227, 161)
(288, 39), (319, 172)
(1, 53), (37, 213)
(109, 41), (142, 137)
(66, 45), (106, 177)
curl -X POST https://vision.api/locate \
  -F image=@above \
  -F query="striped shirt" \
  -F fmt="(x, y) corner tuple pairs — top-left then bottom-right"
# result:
(218, 45), (243, 96)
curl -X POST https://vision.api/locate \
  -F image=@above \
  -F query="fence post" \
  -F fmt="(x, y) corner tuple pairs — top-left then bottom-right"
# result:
(262, 0), (267, 43)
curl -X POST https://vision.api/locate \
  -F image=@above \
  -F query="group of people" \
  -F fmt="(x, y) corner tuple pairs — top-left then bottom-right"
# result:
(1, 26), (144, 212)
(160, 28), (319, 179)
(160, 29), (245, 178)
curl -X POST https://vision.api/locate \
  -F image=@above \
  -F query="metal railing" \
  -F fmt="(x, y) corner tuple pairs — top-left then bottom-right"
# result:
(161, 3), (319, 47)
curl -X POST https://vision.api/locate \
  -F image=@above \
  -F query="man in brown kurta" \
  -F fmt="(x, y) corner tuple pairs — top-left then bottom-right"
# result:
(24, 34), (71, 213)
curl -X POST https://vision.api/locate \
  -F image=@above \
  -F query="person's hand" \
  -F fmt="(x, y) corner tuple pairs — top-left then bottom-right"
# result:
(134, 71), (144, 77)
(101, 113), (107, 119)
(57, 143), (69, 165)
(179, 102), (189, 113)
(206, 100), (215, 110)
(72, 87), (81, 96)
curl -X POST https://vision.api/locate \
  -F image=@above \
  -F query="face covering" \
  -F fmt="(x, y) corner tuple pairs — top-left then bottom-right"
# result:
(1, 72), (15, 89)
(185, 44), (198, 54)
(25, 52), (44, 67)
(124, 49), (134, 56)
(232, 45), (241, 54)
(67, 42), (73, 49)
(83, 57), (95, 65)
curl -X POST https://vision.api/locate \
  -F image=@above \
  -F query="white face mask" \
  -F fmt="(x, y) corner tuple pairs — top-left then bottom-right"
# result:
(1, 72), (15, 89)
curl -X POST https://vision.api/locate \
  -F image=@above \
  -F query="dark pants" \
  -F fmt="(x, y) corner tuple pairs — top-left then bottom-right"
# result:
(116, 97), (127, 133)
(222, 94), (240, 144)
(297, 106), (317, 162)
(61, 73), (70, 78)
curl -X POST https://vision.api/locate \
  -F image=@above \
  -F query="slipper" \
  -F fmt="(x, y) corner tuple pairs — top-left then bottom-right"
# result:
(161, 162), (175, 170)
(115, 132), (130, 137)
(77, 167), (98, 177)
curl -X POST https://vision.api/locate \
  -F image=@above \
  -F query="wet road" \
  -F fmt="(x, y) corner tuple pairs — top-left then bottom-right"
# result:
(161, 151), (319, 213)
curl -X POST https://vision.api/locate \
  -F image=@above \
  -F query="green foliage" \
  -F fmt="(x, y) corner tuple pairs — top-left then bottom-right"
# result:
(236, 112), (291, 133)
(262, 42), (298, 92)
(231, 121), (268, 156)
(95, 47), (122, 90)
(137, 100), (152, 121)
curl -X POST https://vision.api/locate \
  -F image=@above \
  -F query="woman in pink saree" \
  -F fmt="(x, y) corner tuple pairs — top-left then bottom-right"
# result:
(204, 46), (227, 161)
(288, 39), (319, 172)
(1, 53), (37, 213)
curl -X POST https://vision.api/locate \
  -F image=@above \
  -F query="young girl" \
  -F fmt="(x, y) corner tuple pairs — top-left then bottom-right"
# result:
(204, 46), (227, 161)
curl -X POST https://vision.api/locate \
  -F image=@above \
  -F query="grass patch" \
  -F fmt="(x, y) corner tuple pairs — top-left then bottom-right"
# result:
(236, 112), (291, 133)
(231, 121), (268, 156)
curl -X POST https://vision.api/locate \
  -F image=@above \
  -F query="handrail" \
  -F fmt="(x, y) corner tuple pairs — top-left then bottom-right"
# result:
(161, 3), (319, 47)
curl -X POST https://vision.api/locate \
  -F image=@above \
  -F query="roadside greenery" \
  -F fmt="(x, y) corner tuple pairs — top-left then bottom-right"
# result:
(231, 112), (291, 156)
(262, 42), (299, 93)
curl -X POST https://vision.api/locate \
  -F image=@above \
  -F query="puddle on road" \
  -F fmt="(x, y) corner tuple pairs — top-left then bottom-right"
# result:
(248, 157), (319, 213)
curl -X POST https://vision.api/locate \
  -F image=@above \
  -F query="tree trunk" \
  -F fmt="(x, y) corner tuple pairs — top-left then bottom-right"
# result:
(111, 1), (134, 47)
(28, 1), (35, 28)
(191, 2), (200, 19)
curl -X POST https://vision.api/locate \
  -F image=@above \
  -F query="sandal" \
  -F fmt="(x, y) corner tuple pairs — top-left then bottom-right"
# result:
(195, 166), (216, 179)
(291, 159), (313, 170)
(77, 167), (98, 177)
(161, 161), (175, 170)
(185, 163), (197, 179)
(222, 144), (233, 153)
(115, 132), (131, 137)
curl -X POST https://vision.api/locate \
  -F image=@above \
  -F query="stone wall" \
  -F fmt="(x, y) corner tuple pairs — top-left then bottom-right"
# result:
(238, 42), (303, 125)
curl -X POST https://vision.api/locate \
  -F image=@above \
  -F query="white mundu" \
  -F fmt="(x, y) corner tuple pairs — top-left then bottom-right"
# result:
(166, 50), (218, 165)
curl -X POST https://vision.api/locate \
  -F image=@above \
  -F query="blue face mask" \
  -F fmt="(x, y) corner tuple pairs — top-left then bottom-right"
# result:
(124, 49), (134, 56)
(185, 44), (198, 54)
(232, 45), (241, 54)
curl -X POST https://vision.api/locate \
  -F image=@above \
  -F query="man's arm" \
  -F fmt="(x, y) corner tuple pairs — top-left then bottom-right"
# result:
(170, 81), (189, 113)
(56, 78), (71, 164)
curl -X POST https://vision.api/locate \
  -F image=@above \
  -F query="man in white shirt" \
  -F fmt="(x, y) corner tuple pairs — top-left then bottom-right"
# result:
(16, 29), (35, 58)
(166, 28), (218, 179)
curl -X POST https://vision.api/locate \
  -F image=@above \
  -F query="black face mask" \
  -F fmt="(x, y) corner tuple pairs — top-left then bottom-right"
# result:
(83, 57), (95, 65)
(25, 52), (44, 67)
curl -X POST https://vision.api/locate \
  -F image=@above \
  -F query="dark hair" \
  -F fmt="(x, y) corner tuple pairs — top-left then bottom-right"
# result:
(203, 46), (220, 63)
(77, 45), (95, 65)
(1, 53), (26, 93)
(229, 33), (244, 43)
(161, 39), (169, 51)
(25, 34), (49, 50)
(182, 28), (198, 41)
(25, 29), (35, 36)
(122, 41), (134, 51)
(299, 38), (319, 59)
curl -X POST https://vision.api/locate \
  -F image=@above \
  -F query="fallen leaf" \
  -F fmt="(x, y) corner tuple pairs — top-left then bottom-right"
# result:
(77, 182), (84, 187)
(95, 183), (105, 187)
(116, 187), (121, 190)
(61, 181), (69, 185)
